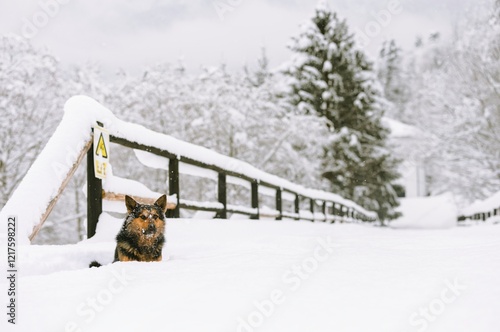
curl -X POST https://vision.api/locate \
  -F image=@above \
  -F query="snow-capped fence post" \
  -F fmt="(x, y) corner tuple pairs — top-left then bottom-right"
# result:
(168, 158), (180, 218)
(339, 205), (345, 223)
(275, 189), (282, 220)
(331, 204), (337, 223)
(294, 195), (300, 220)
(216, 173), (227, 219)
(86, 137), (102, 239)
(322, 202), (327, 222)
(251, 181), (259, 219)
(309, 199), (315, 222)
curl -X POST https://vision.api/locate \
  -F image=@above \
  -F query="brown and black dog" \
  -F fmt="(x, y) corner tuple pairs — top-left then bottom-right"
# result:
(90, 195), (167, 267)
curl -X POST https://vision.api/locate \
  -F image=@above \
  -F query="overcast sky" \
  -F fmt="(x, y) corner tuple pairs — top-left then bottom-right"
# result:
(1, 0), (475, 76)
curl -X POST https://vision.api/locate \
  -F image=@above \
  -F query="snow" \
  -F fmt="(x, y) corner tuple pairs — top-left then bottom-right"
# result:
(2, 218), (500, 332)
(322, 60), (333, 73)
(382, 117), (423, 139)
(391, 193), (458, 229)
(461, 190), (500, 216)
(180, 199), (224, 211)
(102, 165), (162, 199)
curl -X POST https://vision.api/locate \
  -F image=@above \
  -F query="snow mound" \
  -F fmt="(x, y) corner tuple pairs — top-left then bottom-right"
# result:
(391, 193), (458, 229)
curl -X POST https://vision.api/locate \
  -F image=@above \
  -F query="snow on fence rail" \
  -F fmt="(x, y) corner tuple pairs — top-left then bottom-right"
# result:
(458, 191), (500, 222)
(0, 96), (377, 244)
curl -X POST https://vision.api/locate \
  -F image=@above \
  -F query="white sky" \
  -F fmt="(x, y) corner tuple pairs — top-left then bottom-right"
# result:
(0, 0), (475, 76)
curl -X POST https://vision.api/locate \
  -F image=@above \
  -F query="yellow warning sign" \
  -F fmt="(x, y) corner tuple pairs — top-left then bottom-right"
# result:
(93, 125), (110, 179)
(95, 133), (108, 158)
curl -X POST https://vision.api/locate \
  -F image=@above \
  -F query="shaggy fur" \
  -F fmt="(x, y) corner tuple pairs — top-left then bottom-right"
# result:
(89, 195), (167, 267)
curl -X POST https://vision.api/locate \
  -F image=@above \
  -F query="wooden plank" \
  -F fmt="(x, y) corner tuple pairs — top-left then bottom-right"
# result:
(216, 173), (227, 219)
(179, 201), (222, 212)
(29, 139), (93, 241)
(275, 188), (282, 221)
(294, 195), (300, 221)
(309, 198), (315, 222)
(102, 191), (177, 210)
(168, 158), (180, 218)
(87, 140), (102, 239)
(251, 181), (259, 219)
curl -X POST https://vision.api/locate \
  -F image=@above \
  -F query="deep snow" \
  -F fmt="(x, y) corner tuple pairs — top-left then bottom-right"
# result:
(1, 216), (499, 332)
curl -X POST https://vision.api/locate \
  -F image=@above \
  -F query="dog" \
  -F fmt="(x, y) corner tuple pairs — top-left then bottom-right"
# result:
(90, 194), (167, 267)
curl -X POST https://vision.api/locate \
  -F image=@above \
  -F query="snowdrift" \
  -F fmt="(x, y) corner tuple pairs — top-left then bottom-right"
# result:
(391, 193), (458, 229)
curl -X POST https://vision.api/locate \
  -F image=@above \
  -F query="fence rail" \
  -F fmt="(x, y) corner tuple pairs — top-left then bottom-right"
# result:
(458, 208), (500, 222)
(458, 191), (500, 223)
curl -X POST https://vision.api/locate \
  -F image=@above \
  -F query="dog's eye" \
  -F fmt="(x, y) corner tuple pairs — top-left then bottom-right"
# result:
(152, 215), (159, 220)
(139, 215), (147, 220)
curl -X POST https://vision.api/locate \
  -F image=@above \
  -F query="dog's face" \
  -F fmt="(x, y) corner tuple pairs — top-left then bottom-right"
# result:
(125, 195), (167, 239)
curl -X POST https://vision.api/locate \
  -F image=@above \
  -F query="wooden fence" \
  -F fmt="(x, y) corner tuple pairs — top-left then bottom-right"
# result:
(458, 208), (500, 222)
(86, 132), (377, 238)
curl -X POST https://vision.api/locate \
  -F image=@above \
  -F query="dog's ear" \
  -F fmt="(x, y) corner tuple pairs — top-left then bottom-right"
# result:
(125, 195), (138, 214)
(154, 194), (167, 213)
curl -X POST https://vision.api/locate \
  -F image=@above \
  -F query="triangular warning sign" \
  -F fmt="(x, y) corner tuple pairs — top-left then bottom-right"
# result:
(95, 133), (108, 158)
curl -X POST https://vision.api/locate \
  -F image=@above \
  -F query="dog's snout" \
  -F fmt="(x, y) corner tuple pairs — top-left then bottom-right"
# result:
(147, 223), (156, 232)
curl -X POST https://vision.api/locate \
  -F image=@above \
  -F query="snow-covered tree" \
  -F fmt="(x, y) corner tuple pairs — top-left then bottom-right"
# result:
(377, 39), (411, 121)
(0, 35), (64, 208)
(285, 2), (401, 220)
(402, 0), (500, 203)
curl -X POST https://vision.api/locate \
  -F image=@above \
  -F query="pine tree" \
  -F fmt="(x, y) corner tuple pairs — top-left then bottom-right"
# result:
(285, 2), (401, 221)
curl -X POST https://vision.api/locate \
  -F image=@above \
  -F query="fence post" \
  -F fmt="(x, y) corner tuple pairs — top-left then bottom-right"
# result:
(275, 188), (282, 221)
(294, 194), (300, 220)
(168, 158), (180, 218)
(309, 198), (315, 222)
(331, 204), (336, 223)
(251, 181), (259, 219)
(216, 173), (227, 219)
(322, 201), (327, 222)
(87, 138), (102, 239)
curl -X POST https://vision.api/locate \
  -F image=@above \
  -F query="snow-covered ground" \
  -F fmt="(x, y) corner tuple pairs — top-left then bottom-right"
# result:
(2, 216), (500, 332)
(391, 193), (458, 229)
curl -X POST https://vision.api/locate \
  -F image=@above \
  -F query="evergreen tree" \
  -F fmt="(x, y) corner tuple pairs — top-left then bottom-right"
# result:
(285, 2), (401, 221)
